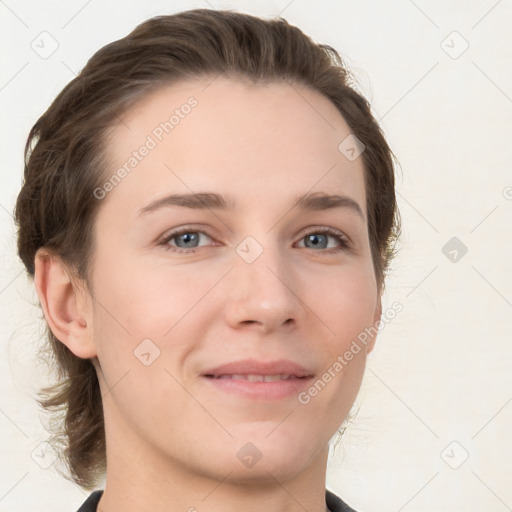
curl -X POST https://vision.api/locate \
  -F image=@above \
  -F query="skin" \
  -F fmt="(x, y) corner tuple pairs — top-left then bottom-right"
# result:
(35, 76), (382, 512)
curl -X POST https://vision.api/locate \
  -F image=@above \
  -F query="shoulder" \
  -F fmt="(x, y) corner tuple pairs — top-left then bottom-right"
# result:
(76, 490), (104, 512)
(326, 488), (359, 512)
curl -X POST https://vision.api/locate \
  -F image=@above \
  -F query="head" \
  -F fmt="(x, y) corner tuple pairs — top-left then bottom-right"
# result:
(15, 9), (400, 490)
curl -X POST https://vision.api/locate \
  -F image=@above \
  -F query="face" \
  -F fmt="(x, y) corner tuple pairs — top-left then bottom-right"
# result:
(85, 76), (381, 484)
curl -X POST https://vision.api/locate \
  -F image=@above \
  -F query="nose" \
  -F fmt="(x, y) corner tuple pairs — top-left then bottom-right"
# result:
(222, 239), (304, 334)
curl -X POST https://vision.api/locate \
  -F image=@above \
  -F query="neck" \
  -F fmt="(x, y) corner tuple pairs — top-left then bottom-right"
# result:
(97, 421), (331, 512)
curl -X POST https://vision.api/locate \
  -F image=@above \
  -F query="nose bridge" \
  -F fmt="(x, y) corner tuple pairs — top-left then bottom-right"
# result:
(224, 233), (302, 330)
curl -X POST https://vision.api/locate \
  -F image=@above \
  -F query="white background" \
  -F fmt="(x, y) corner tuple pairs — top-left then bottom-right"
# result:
(1, 1), (511, 511)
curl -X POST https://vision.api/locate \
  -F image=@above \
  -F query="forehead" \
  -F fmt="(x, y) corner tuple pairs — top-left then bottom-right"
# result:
(102, 76), (366, 217)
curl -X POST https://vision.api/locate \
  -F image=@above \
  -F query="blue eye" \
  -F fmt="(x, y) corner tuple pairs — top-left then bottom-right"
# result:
(298, 228), (349, 251)
(161, 230), (212, 253)
(160, 227), (349, 254)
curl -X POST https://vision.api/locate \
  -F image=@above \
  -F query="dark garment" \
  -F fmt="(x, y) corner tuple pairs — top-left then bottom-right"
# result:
(76, 490), (102, 512)
(326, 489), (358, 512)
(77, 488), (357, 512)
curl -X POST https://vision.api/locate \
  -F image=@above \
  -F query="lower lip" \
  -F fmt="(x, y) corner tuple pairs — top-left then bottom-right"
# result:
(201, 375), (313, 400)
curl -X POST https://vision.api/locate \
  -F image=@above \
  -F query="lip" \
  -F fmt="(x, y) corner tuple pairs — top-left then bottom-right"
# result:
(201, 358), (313, 378)
(201, 359), (314, 401)
(202, 375), (313, 400)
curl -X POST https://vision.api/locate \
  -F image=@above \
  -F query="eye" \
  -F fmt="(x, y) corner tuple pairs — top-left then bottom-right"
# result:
(160, 228), (213, 254)
(296, 227), (350, 253)
(159, 226), (350, 255)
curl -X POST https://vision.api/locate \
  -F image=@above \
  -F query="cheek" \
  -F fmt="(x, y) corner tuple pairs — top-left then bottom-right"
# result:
(92, 254), (220, 339)
(292, 268), (377, 415)
(317, 267), (378, 350)
(89, 258), (222, 393)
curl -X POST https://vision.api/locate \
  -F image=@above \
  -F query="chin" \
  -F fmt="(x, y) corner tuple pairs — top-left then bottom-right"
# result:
(222, 456), (310, 486)
(206, 430), (319, 483)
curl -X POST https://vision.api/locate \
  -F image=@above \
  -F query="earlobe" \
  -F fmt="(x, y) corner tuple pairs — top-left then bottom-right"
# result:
(34, 249), (97, 359)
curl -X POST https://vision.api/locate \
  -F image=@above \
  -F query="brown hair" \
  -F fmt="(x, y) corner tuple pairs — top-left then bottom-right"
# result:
(14, 8), (401, 490)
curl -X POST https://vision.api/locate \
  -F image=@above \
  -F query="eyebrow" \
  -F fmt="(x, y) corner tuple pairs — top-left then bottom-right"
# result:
(138, 191), (365, 220)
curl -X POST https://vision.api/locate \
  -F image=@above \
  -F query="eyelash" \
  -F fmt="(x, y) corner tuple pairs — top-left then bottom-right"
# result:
(159, 227), (350, 255)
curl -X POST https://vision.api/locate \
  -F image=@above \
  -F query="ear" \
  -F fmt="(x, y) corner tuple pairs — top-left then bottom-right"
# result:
(366, 294), (382, 355)
(34, 248), (97, 359)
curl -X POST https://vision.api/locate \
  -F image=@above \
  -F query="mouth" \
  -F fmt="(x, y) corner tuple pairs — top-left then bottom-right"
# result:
(201, 373), (313, 400)
(204, 374), (308, 382)
(200, 359), (314, 400)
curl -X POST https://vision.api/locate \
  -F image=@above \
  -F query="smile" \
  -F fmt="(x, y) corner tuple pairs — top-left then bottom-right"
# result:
(202, 374), (312, 400)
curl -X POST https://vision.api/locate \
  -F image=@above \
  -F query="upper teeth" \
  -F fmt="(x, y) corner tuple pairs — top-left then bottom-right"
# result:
(216, 374), (294, 382)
